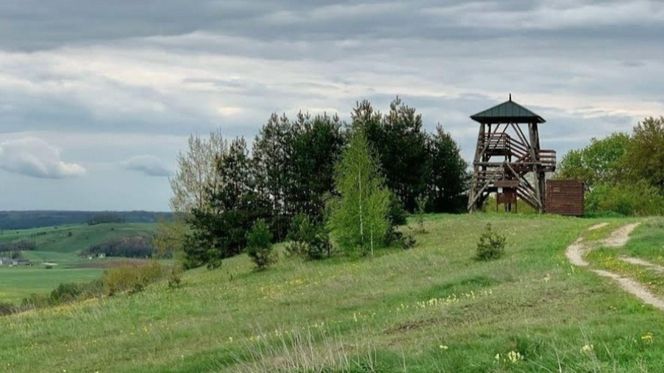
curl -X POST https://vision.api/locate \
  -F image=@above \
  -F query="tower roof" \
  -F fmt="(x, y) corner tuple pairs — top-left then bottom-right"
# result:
(470, 96), (545, 124)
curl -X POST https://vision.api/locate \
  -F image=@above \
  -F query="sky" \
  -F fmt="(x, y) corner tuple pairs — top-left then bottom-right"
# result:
(1, 0), (663, 211)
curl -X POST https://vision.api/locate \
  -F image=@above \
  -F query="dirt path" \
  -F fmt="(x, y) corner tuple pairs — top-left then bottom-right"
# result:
(619, 256), (664, 273)
(566, 222), (664, 311)
(588, 222), (609, 231)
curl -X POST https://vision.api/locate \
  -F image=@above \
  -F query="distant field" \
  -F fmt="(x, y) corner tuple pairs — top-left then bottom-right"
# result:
(0, 223), (156, 304)
(4, 214), (664, 372)
(0, 267), (102, 303)
(0, 222), (156, 253)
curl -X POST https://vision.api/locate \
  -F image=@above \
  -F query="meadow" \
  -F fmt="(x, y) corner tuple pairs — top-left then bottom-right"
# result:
(0, 223), (155, 303)
(1, 213), (662, 372)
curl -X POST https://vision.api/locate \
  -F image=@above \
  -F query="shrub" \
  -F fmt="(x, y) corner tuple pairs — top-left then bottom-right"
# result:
(286, 214), (332, 260)
(0, 302), (16, 316)
(475, 223), (506, 261)
(399, 232), (417, 250)
(49, 283), (83, 304)
(168, 265), (184, 289)
(586, 181), (664, 216)
(246, 219), (275, 270)
(102, 261), (165, 296)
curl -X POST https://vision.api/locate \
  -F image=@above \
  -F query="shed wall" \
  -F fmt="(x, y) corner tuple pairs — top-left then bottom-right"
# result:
(545, 180), (584, 216)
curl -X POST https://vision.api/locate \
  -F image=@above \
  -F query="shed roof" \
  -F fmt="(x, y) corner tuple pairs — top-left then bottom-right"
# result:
(470, 96), (545, 124)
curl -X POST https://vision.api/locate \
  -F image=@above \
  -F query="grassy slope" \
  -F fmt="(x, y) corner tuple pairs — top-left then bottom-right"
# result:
(0, 223), (156, 303)
(2, 214), (663, 372)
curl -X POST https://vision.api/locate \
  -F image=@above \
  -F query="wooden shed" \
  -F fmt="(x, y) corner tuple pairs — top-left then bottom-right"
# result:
(545, 180), (584, 216)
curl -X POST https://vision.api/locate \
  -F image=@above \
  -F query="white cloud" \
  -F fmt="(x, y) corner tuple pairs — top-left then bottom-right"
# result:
(123, 155), (171, 177)
(0, 137), (85, 179)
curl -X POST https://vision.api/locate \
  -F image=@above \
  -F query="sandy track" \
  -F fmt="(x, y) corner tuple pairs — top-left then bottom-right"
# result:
(566, 222), (664, 312)
(619, 256), (664, 273)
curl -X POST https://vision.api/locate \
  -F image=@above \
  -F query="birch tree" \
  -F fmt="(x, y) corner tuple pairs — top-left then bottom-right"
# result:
(327, 129), (391, 256)
(169, 130), (227, 213)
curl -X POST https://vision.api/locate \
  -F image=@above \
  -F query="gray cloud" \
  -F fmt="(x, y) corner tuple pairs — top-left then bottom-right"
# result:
(123, 155), (171, 177)
(0, 1), (662, 209)
(0, 137), (86, 179)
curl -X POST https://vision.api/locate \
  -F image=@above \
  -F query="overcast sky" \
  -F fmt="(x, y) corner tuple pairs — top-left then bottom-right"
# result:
(1, 0), (663, 211)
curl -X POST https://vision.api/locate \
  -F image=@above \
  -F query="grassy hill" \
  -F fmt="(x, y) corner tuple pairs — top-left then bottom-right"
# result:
(0, 223), (156, 303)
(2, 214), (664, 372)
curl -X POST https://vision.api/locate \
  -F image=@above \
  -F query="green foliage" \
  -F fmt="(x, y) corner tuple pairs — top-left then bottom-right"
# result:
(286, 214), (331, 260)
(328, 129), (393, 256)
(184, 138), (270, 269)
(102, 261), (165, 296)
(153, 217), (188, 260)
(556, 132), (630, 188)
(167, 265), (184, 289)
(586, 181), (664, 216)
(253, 112), (344, 238)
(624, 116), (664, 190)
(246, 219), (275, 270)
(355, 98), (430, 212)
(387, 194), (407, 226)
(352, 100), (467, 213)
(474, 223), (506, 261)
(0, 302), (16, 316)
(426, 125), (468, 212)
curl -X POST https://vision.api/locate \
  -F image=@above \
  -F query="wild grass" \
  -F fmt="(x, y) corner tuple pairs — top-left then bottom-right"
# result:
(1, 214), (663, 371)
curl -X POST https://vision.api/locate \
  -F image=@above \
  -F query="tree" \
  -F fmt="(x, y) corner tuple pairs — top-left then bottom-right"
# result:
(246, 219), (275, 270)
(253, 114), (293, 237)
(183, 138), (270, 269)
(254, 112), (344, 238)
(556, 132), (630, 188)
(170, 130), (227, 213)
(327, 129), (392, 256)
(352, 98), (429, 212)
(153, 217), (188, 260)
(289, 112), (345, 220)
(426, 125), (468, 212)
(624, 117), (664, 190)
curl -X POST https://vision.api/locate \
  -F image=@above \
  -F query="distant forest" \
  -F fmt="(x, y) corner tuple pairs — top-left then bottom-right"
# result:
(0, 211), (172, 230)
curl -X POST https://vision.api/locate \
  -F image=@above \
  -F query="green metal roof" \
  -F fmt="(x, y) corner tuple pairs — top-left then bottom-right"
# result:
(470, 96), (545, 124)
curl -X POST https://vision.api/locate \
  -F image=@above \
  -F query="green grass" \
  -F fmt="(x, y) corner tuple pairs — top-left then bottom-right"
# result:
(1, 214), (664, 372)
(0, 267), (102, 304)
(0, 223), (156, 304)
(0, 222), (156, 253)
(586, 218), (664, 298)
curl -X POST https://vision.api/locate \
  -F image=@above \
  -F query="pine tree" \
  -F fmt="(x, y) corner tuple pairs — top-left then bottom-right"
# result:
(328, 129), (392, 256)
(426, 125), (468, 212)
(184, 138), (270, 269)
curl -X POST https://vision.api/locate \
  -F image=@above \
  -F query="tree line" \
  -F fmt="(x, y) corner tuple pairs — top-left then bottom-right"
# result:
(557, 116), (664, 215)
(168, 98), (468, 268)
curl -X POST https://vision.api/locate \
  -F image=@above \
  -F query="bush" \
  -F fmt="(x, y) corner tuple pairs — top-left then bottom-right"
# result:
(475, 223), (506, 261)
(246, 219), (274, 270)
(286, 214), (331, 260)
(102, 261), (165, 296)
(49, 283), (83, 304)
(168, 265), (184, 289)
(586, 181), (664, 216)
(399, 232), (417, 250)
(0, 302), (16, 316)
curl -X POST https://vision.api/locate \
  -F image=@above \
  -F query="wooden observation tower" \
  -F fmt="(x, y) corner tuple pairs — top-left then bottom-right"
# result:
(467, 95), (556, 212)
